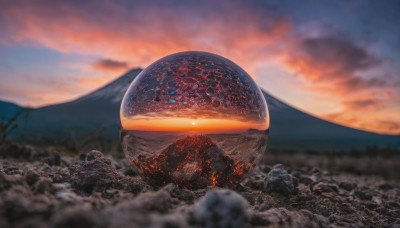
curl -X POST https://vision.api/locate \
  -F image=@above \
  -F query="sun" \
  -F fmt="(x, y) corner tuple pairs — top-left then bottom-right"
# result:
(192, 122), (196, 126)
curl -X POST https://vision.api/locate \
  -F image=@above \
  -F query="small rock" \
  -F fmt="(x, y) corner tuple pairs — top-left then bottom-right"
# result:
(379, 183), (394, 191)
(69, 156), (119, 193)
(43, 152), (61, 166)
(354, 190), (372, 200)
(55, 167), (70, 183)
(273, 163), (284, 169)
(52, 204), (96, 228)
(244, 173), (265, 190)
(86, 150), (103, 161)
(0, 171), (13, 191)
(242, 191), (274, 211)
(122, 166), (138, 176)
(161, 183), (181, 198)
(193, 189), (249, 228)
(4, 166), (21, 175)
(299, 176), (313, 185)
(322, 171), (331, 176)
(1, 185), (34, 223)
(116, 159), (138, 176)
(54, 183), (81, 201)
(258, 164), (271, 174)
(339, 181), (356, 191)
(312, 182), (339, 194)
(388, 201), (400, 209)
(250, 208), (324, 227)
(364, 201), (378, 209)
(310, 167), (320, 174)
(150, 212), (189, 228)
(24, 170), (40, 186)
(113, 189), (172, 213)
(34, 177), (54, 194)
(265, 165), (294, 196)
(0, 143), (36, 160)
(79, 153), (87, 161)
(117, 176), (149, 194)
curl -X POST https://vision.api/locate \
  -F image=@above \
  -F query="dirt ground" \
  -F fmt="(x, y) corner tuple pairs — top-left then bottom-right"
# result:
(0, 142), (399, 227)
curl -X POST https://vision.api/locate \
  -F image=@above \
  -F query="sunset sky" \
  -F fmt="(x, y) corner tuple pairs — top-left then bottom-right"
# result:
(121, 109), (270, 132)
(0, 0), (399, 134)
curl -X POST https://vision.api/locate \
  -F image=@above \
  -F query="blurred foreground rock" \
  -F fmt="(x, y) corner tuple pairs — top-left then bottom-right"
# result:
(265, 164), (294, 196)
(193, 189), (249, 228)
(69, 151), (119, 193)
(0, 146), (399, 227)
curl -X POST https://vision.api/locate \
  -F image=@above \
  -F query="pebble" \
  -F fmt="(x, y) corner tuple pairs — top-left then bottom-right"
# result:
(69, 156), (119, 193)
(264, 165), (294, 196)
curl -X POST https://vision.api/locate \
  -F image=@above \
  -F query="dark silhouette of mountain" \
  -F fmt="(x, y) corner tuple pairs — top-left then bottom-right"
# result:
(0, 101), (23, 119)
(4, 68), (399, 150)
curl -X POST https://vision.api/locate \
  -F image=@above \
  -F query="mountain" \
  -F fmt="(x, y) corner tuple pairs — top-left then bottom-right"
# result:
(0, 100), (23, 120)
(10, 68), (142, 141)
(265, 92), (400, 150)
(6, 68), (400, 150)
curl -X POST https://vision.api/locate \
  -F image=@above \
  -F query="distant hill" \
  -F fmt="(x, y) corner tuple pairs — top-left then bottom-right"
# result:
(0, 100), (23, 120)
(5, 68), (400, 151)
(11, 68), (142, 142)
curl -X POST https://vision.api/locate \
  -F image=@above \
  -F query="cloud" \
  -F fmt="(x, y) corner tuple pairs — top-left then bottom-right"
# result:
(279, 34), (400, 134)
(0, 73), (82, 107)
(375, 120), (400, 133)
(323, 112), (400, 134)
(342, 98), (382, 111)
(0, 0), (290, 72)
(91, 58), (129, 73)
(282, 35), (384, 94)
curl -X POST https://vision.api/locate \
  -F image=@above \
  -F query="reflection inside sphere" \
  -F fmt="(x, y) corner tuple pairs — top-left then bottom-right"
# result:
(120, 51), (269, 189)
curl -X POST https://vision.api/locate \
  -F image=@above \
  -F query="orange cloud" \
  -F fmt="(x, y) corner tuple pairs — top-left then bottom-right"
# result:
(342, 98), (382, 111)
(0, 0), (290, 73)
(323, 112), (400, 135)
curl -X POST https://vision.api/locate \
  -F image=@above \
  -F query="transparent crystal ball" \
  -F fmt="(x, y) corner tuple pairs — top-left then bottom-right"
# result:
(120, 51), (269, 189)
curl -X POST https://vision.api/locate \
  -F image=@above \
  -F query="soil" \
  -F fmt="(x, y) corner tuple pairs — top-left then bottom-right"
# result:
(0, 142), (399, 227)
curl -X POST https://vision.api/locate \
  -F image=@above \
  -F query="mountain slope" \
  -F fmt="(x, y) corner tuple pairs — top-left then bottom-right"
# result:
(14, 68), (141, 140)
(0, 101), (23, 120)
(10, 68), (400, 150)
(264, 93), (400, 150)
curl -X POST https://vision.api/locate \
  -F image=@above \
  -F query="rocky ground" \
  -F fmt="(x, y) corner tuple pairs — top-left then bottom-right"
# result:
(0, 143), (400, 227)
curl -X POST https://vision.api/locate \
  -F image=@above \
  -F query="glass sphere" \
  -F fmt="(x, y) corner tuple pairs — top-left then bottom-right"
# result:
(120, 51), (269, 189)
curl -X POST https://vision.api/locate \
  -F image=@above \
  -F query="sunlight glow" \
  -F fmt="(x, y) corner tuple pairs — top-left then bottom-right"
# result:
(121, 116), (268, 132)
